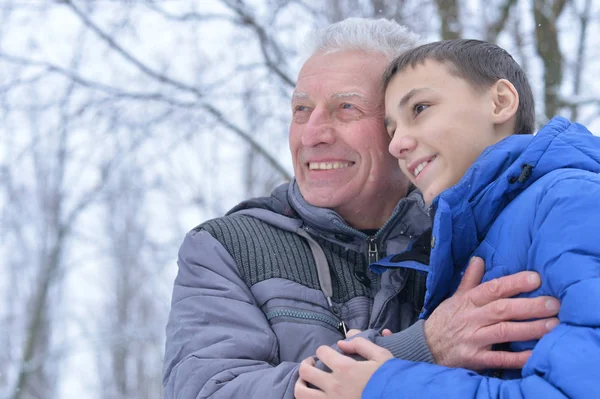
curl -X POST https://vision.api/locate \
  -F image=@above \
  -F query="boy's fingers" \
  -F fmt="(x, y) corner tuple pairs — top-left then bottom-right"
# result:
(294, 377), (327, 399)
(316, 345), (351, 370)
(346, 329), (362, 338)
(300, 356), (316, 367)
(298, 356), (331, 392)
(338, 338), (392, 362)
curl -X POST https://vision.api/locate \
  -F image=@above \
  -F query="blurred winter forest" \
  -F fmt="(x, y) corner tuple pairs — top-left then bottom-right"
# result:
(0, 0), (598, 398)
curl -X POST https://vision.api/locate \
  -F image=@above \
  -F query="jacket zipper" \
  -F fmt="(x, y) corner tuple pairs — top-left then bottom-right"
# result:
(367, 236), (379, 264)
(266, 308), (347, 336)
(332, 198), (407, 243)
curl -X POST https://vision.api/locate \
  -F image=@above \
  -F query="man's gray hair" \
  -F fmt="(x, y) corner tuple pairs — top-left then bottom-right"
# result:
(307, 18), (422, 62)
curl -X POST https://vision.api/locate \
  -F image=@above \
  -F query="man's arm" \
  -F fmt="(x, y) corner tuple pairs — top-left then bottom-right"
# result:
(376, 256), (558, 369)
(163, 230), (300, 399)
(359, 257), (558, 368)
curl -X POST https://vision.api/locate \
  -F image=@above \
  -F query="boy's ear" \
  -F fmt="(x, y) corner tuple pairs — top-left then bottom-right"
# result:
(491, 79), (519, 125)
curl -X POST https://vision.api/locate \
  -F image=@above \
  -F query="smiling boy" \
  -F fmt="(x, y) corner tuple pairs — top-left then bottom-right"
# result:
(296, 39), (600, 399)
(383, 43), (533, 204)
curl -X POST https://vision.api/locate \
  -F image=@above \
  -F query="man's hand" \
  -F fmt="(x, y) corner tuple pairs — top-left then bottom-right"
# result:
(294, 339), (392, 399)
(424, 256), (560, 370)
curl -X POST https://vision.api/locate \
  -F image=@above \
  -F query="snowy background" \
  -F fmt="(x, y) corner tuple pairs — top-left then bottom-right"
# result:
(1, 0), (598, 398)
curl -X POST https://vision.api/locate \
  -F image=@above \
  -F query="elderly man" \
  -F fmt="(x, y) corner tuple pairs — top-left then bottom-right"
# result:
(163, 18), (559, 399)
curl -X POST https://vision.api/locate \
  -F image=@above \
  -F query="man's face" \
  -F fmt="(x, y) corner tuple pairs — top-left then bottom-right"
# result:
(289, 50), (408, 229)
(385, 60), (507, 204)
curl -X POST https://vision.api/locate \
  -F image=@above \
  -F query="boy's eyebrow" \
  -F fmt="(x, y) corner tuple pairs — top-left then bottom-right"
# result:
(397, 88), (431, 108)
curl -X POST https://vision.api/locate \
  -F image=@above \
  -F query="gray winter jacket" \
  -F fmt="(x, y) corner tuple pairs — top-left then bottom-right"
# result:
(163, 180), (433, 398)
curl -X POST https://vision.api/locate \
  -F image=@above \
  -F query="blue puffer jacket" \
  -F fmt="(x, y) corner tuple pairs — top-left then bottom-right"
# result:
(366, 117), (600, 398)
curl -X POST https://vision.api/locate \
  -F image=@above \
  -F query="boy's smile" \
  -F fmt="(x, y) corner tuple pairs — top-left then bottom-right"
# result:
(384, 60), (511, 204)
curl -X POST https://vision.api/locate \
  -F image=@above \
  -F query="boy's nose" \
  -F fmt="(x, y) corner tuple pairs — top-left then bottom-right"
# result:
(389, 134), (417, 160)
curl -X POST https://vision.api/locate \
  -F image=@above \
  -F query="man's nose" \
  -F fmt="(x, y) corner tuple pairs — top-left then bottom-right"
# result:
(301, 106), (335, 146)
(389, 134), (417, 160)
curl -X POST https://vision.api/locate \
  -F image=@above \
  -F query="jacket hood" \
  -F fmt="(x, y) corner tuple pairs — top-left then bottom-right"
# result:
(227, 182), (296, 218)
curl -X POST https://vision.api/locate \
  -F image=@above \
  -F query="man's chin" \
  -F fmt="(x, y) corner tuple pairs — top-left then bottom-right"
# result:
(300, 187), (346, 209)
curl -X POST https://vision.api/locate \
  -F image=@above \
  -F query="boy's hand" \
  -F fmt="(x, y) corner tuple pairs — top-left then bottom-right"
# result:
(294, 339), (392, 399)
(425, 257), (560, 370)
(345, 328), (392, 338)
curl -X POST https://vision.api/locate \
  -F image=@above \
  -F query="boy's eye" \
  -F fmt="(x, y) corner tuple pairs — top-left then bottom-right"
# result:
(413, 104), (429, 115)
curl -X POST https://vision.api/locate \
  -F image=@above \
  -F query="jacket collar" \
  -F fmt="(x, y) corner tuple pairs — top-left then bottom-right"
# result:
(438, 117), (600, 265)
(227, 178), (430, 246)
(287, 178), (429, 243)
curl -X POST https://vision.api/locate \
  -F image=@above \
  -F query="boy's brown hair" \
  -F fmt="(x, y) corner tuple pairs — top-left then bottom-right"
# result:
(382, 39), (535, 134)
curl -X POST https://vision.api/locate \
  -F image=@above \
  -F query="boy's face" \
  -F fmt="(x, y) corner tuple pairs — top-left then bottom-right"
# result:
(384, 60), (508, 204)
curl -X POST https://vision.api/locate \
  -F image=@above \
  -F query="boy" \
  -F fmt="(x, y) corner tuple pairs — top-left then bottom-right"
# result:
(296, 39), (600, 398)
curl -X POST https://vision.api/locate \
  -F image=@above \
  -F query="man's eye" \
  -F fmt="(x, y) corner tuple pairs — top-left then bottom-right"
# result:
(294, 105), (309, 112)
(413, 104), (429, 115)
(341, 103), (355, 110)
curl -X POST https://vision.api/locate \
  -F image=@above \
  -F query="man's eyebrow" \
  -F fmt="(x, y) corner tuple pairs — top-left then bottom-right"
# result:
(397, 88), (430, 108)
(292, 92), (308, 100)
(332, 92), (367, 101)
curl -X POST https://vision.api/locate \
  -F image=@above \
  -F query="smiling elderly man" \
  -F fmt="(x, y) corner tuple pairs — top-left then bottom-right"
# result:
(163, 18), (559, 399)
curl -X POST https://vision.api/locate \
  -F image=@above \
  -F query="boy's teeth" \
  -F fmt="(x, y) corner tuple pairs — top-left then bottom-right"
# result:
(309, 162), (352, 170)
(413, 156), (436, 177)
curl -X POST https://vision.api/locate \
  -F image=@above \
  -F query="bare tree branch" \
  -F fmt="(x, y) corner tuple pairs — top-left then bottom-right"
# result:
(533, 0), (568, 121)
(436, 0), (461, 39)
(486, 0), (518, 42)
(220, 0), (296, 88)
(58, 0), (292, 179)
(569, 0), (592, 122)
(0, 52), (292, 180)
(144, 2), (237, 24)
(60, 0), (205, 97)
(558, 94), (600, 108)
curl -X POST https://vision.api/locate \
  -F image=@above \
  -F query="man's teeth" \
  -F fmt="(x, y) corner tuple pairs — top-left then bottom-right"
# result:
(309, 162), (352, 170)
(413, 156), (436, 177)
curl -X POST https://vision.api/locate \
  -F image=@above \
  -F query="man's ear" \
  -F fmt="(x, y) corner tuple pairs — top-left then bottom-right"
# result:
(491, 79), (519, 125)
